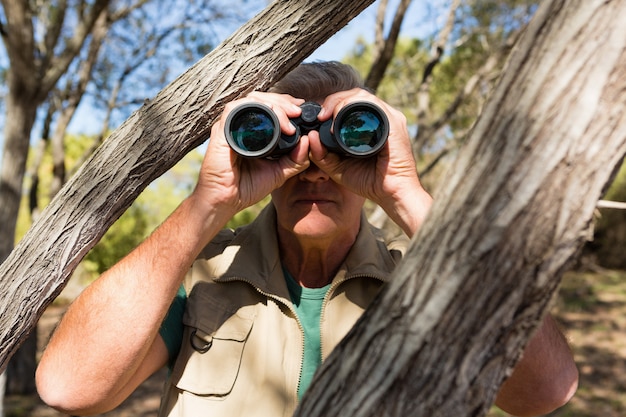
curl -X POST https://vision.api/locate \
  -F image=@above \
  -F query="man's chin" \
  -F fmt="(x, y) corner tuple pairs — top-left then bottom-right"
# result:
(292, 215), (338, 238)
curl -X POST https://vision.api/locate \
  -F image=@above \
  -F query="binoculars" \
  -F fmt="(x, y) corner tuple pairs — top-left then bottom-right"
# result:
(224, 101), (389, 159)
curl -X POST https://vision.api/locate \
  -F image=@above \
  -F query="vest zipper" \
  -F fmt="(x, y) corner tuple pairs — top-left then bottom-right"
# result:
(319, 273), (386, 362)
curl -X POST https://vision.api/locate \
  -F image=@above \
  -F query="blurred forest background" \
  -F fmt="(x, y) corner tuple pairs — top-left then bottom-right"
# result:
(1, 0), (625, 416)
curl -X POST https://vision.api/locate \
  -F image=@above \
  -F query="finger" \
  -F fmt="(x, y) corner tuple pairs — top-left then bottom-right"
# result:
(318, 88), (374, 120)
(285, 134), (311, 172)
(307, 131), (341, 178)
(307, 130), (328, 162)
(273, 103), (302, 137)
(247, 91), (304, 107)
(244, 93), (304, 136)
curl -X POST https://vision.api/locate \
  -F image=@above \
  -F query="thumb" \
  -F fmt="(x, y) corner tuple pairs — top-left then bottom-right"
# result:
(276, 134), (311, 179)
(307, 131), (342, 178)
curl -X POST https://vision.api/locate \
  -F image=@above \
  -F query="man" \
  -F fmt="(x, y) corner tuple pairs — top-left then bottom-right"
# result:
(36, 61), (578, 416)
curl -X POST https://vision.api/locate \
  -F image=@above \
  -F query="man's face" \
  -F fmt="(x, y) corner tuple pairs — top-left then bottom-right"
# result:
(271, 163), (365, 244)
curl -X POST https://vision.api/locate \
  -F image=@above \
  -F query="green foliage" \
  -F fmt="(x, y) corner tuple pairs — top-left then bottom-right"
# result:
(344, 37), (429, 126)
(83, 204), (150, 274)
(589, 159), (626, 269)
(139, 148), (203, 230)
(226, 197), (271, 230)
(603, 159), (626, 202)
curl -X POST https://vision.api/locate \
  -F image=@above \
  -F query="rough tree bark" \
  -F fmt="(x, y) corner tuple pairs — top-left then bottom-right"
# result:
(295, 1), (626, 416)
(0, 0), (376, 373)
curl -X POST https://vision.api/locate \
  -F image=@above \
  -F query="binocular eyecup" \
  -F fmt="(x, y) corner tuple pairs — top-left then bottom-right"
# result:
(224, 101), (389, 159)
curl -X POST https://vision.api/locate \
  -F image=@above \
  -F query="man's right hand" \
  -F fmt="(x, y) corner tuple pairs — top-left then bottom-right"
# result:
(192, 92), (312, 217)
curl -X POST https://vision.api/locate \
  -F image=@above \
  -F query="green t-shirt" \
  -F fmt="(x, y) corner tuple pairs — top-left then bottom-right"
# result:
(159, 270), (331, 399)
(284, 269), (331, 400)
(159, 285), (187, 367)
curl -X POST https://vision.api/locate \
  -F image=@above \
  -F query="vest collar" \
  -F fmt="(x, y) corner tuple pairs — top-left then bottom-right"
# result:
(212, 202), (398, 297)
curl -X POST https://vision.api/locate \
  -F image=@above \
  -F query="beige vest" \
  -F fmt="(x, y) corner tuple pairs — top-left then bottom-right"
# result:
(159, 204), (407, 417)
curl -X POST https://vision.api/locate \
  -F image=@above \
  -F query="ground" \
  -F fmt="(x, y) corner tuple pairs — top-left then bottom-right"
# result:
(5, 268), (626, 417)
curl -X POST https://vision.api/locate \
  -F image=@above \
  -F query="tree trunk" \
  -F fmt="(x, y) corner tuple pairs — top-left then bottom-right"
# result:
(0, 0), (376, 373)
(5, 336), (37, 394)
(295, 1), (626, 416)
(0, 74), (42, 399)
(0, 371), (5, 417)
(0, 78), (40, 264)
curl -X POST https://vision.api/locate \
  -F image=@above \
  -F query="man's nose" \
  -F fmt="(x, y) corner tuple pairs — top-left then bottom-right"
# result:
(298, 162), (330, 182)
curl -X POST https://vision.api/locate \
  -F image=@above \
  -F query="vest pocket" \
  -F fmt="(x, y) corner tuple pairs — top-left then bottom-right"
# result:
(172, 302), (255, 397)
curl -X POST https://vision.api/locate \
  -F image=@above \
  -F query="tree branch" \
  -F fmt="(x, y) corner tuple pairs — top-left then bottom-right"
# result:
(364, 0), (411, 91)
(42, 0), (109, 93)
(41, 0), (69, 71)
(0, 0), (37, 86)
(415, 0), (460, 128)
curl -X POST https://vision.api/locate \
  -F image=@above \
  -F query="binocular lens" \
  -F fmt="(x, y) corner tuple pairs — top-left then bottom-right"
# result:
(337, 110), (386, 154)
(227, 107), (277, 154)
